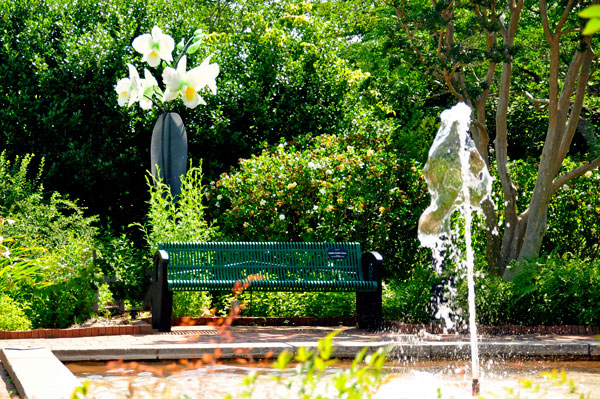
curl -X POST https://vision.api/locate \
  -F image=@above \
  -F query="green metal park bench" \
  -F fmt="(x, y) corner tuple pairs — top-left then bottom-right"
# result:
(149, 242), (383, 332)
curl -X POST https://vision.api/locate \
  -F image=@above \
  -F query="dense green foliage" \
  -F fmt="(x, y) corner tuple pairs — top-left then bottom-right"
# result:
(1, 153), (102, 328)
(213, 291), (355, 318)
(207, 116), (430, 279)
(0, 294), (32, 331)
(0, 0), (394, 229)
(454, 254), (600, 327)
(0, 0), (599, 327)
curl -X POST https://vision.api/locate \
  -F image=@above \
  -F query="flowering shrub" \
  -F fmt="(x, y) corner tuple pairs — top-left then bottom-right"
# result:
(207, 126), (430, 279)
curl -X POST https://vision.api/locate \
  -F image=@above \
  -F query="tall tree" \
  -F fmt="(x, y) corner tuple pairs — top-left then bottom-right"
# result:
(394, 0), (600, 279)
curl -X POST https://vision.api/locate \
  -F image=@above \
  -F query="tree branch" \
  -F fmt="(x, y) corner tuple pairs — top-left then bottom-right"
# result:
(557, 41), (594, 172)
(394, 5), (444, 79)
(551, 157), (600, 196)
(524, 91), (549, 111)
(555, 0), (575, 34)
(539, 0), (553, 43)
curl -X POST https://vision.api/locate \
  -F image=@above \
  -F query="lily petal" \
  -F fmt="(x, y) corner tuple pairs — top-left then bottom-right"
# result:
(181, 86), (204, 109)
(144, 51), (161, 67)
(162, 66), (182, 91)
(132, 34), (153, 55)
(163, 88), (180, 103)
(143, 69), (157, 86)
(176, 55), (187, 76)
(157, 36), (175, 62)
(185, 63), (219, 93)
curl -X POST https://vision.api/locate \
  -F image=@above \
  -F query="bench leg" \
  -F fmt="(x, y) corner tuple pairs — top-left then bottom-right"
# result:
(152, 286), (173, 332)
(357, 251), (383, 331)
(151, 250), (173, 332)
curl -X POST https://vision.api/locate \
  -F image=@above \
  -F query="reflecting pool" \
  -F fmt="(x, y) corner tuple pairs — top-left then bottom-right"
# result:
(67, 359), (600, 399)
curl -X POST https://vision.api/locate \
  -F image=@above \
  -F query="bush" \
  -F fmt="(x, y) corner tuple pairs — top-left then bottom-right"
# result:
(382, 264), (439, 323)
(211, 291), (355, 318)
(27, 241), (100, 328)
(0, 294), (32, 331)
(207, 116), (430, 280)
(172, 292), (212, 318)
(507, 254), (600, 326)
(95, 231), (146, 305)
(136, 163), (218, 251)
(0, 153), (102, 328)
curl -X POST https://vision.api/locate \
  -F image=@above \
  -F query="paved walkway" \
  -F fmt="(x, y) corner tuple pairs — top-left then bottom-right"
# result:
(1, 326), (599, 398)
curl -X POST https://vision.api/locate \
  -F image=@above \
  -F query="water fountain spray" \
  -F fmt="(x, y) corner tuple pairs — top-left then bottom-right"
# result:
(418, 102), (492, 396)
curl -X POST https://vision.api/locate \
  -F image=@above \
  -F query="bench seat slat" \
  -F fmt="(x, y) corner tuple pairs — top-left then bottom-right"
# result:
(168, 279), (377, 292)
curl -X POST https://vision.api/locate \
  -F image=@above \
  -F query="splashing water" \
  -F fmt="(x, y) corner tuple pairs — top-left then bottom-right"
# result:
(418, 102), (493, 394)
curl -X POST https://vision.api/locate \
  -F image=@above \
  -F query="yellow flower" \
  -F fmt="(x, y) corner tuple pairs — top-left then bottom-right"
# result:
(325, 205), (334, 212)
(366, 149), (374, 157)
(379, 206), (385, 214)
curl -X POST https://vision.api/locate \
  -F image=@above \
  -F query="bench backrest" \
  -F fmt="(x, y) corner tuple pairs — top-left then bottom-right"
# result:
(158, 242), (366, 290)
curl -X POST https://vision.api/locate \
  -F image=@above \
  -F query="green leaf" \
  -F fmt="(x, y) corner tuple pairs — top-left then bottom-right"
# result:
(187, 42), (201, 55)
(176, 39), (185, 51)
(579, 5), (600, 19)
(583, 18), (600, 35)
(274, 350), (293, 369)
(314, 356), (325, 370)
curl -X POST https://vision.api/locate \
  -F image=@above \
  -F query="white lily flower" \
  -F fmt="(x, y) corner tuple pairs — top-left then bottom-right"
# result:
(138, 69), (160, 110)
(115, 64), (140, 107)
(132, 26), (175, 67)
(162, 55), (220, 109)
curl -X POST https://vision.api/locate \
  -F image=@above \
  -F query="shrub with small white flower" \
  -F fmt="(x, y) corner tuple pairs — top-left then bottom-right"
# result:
(115, 26), (219, 111)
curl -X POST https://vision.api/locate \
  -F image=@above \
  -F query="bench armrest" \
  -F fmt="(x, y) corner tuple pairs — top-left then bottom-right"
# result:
(153, 249), (169, 283)
(361, 251), (383, 282)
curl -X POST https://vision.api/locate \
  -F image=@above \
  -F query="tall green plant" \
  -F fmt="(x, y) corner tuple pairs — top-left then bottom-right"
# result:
(136, 163), (218, 250)
(0, 151), (44, 213)
(135, 163), (218, 316)
(0, 220), (49, 294)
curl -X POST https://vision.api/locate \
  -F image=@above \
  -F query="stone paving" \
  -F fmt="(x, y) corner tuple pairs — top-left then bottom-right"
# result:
(1, 326), (599, 398)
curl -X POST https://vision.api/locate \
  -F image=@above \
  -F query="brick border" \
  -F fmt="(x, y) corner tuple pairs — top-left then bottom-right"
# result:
(2, 319), (598, 340)
(0, 322), (152, 340)
(386, 322), (600, 336)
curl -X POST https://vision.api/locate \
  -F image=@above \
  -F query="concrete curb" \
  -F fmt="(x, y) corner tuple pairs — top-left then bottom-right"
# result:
(47, 340), (600, 362)
(0, 347), (80, 399)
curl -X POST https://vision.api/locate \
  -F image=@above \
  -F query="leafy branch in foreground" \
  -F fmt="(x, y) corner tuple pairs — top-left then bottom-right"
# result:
(229, 330), (389, 399)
